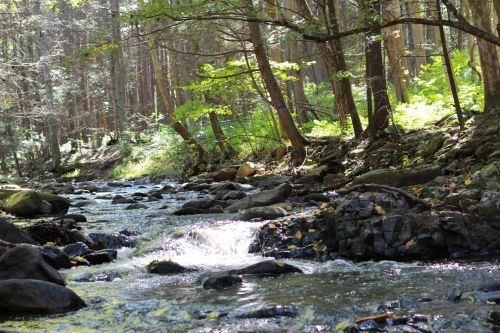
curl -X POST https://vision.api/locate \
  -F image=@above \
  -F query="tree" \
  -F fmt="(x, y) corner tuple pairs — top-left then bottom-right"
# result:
(246, 1), (308, 165)
(467, 0), (500, 111)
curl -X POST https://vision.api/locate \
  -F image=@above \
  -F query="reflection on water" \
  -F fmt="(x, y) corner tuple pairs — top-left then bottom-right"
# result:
(1, 181), (499, 332)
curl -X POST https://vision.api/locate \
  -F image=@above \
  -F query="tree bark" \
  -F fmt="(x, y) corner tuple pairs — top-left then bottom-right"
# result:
(247, 1), (307, 165)
(468, 0), (500, 111)
(383, 0), (409, 103)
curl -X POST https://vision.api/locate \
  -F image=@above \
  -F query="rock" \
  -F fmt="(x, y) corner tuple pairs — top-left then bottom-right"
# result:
(323, 173), (347, 188)
(273, 145), (288, 160)
(0, 217), (37, 244)
(447, 286), (462, 302)
(350, 165), (442, 188)
(251, 176), (292, 190)
(475, 142), (497, 160)
(63, 242), (92, 257)
(41, 246), (72, 269)
(236, 305), (298, 319)
(238, 162), (258, 177)
(239, 206), (287, 221)
(197, 272), (242, 290)
(111, 195), (136, 204)
(418, 133), (446, 157)
(222, 191), (247, 201)
(61, 214), (87, 223)
(125, 203), (147, 210)
(172, 207), (205, 216)
(212, 168), (238, 182)
(471, 162), (500, 191)
(0, 245), (65, 285)
(485, 291), (500, 304)
(0, 190), (70, 217)
(182, 198), (227, 210)
(0, 279), (85, 314)
(225, 183), (292, 213)
(146, 260), (191, 275)
(208, 205), (224, 214)
(477, 282), (500, 293)
(88, 232), (135, 250)
(83, 249), (117, 265)
(304, 193), (331, 203)
(475, 191), (500, 221)
(230, 260), (303, 276)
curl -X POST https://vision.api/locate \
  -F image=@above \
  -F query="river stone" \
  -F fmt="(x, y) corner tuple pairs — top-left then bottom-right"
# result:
(0, 217), (37, 244)
(0, 190), (70, 217)
(350, 165), (442, 188)
(88, 232), (135, 250)
(304, 193), (331, 203)
(475, 191), (500, 221)
(0, 279), (85, 314)
(197, 272), (242, 290)
(238, 206), (287, 221)
(83, 249), (117, 265)
(111, 195), (136, 204)
(225, 183), (292, 213)
(477, 282), (500, 293)
(172, 207), (206, 215)
(61, 214), (87, 223)
(238, 162), (258, 177)
(125, 203), (148, 210)
(236, 305), (298, 319)
(222, 191), (247, 201)
(146, 260), (191, 275)
(230, 260), (303, 276)
(212, 168), (238, 182)
(63, 242), (92, 257)
(41, 246), (72, 269)
(182, 198), (227, 211)
(0, 245), (65, 285)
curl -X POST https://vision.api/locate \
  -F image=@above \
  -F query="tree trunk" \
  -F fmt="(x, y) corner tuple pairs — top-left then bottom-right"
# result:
(39, 28), (62, 173)
(247, 2), (307, 165)
(383, 0), (409, 103)
(209, 111), (234, 159)
(110, 0), (128, 140)
(364, 0), (392, 132)
(493, 0), (500, 36)
(139, 0), (207, 170)
(296, 0), (363, 138)
(468, 0), (500, 111)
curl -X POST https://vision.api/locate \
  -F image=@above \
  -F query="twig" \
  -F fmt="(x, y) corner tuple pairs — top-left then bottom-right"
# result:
(335, 183), (432, 208)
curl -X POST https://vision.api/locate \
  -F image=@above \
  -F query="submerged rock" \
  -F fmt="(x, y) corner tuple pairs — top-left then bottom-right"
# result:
(197, 272), (242, 290)
(236, 305), (298, 319)
(0, 245), (65, 285)
(0, 279), (85, 315)
(111, 195), (136, 204)
(230, 260), (303, 276)
(146, 260), (192, 275)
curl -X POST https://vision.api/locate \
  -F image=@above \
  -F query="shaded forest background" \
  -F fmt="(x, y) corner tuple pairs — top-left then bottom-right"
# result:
(1, 0), (500, 179)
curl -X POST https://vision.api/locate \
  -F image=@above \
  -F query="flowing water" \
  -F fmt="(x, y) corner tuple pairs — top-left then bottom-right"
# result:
(1, 180), (499, 332)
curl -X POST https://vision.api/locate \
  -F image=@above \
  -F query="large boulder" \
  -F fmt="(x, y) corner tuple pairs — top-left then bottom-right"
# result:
(0, 217), (37, 244)
(212, 168), (238, 182)
(0, 190), (70, 217)
(238, 162), (258, 177)
(146, 260), (192, 275)
(88, 232), (135, 250)
(238, 206), (287, 221)
(225, 183), (292, 213)
(350, 165), (442, 188)
(0, 245), (65, 285)
(197, 272), (242, 290)
(0, 279), (85, 315)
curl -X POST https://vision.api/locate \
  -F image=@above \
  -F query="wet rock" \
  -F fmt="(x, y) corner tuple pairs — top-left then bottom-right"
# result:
(83, 249), (117, 265)
(251, 176), (292, 190)
(447, 286), (462, 302)
(0, 245), (65, 285)
(146, 260), (192, 275)
(304, 193), (331, 203)
(238, 162), (258, 177)
(125, 203), (148, 210)
(61, 214), (87, 223)
(111, 195), (136, 204)
(148, 191), (163, 199)
(477, 282), (500, 292)
(236, 305), (298, 319)
(41, 246), (72, 269)
(222, 191), (247, 201)
(490, 310), (500, 325)
(182, 198), (227, 210)
(197, 272), (242, 290)
(172, 207), (205, 215)
(0, 217), (37, 244)
(0, 279), (85, 314)
(350, 165), (442, 187)
(63, 242), (92, 257)
(238, 206), (287, 221)
(225, 183), (292, 213)
(208, 205), (224, 214)
(88, 232), (135, 250)
(0, 190), (70, 217)
(230, 260), (303, 276)
(211, 168), (238, 182)
(485, 291), (500, 304)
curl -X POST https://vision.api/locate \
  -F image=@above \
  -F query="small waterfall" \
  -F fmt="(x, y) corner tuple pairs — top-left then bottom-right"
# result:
(157, 220), (265, 269)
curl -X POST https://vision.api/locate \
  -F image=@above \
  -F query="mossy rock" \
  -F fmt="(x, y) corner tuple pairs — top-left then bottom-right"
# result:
(1, 190), (70, 218)
(350, 165), (442, 188)
(418, 133), (446, 158)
